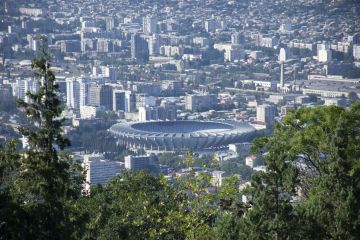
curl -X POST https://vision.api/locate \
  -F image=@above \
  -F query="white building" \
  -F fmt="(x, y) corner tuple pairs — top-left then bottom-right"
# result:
(83, 154), (117, 193)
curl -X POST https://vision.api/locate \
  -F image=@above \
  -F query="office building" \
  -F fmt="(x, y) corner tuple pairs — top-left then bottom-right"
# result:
(89, 83), (101, 107)
(100, 85), (113, 110)
(131, 32), (149, 62)
(143, 16), (157, 35)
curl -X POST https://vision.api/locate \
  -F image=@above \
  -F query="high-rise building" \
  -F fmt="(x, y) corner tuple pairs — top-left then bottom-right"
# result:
(83, 154), (117, 193)
(131, 32), (149, 62)
(143, 16), (157, 35)
(101, 66), (117, 81)
(100, 85), (113, 110)
(66, 78), (79, 109)
(79, 80), (90, 107)
(256, 104), (276, 126)
(132, 82), (161, 96)
(16, 78), (39, 103)
(353, 45), (360, 60)
(113, 90), (136, 112)
(148, 34), (160, 56)
(317, 43), (332, 63)
(113, 90), (126, 112)
(205, 19), (216, 33)
(231, 32), (245, 45)
(138, 106), (159, 121)
(105, 17), (115, 31)
(158, 100), (177, 120)
(66, 78), (90, 110)
(279, 48), (288, 88)
(88, 83), (101, 106)
(185, 94), (218, 112)
(138, 101), (177, 122)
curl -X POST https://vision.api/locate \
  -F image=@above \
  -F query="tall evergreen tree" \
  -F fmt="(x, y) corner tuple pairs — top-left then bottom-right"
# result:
(0, 37), (85, 239)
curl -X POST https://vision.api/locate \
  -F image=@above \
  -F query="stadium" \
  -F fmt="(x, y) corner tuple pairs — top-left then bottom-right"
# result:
(109, 120), (257, 151)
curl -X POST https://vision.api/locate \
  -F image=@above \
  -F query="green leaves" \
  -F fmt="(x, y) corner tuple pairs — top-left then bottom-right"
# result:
(0, 37), (86, 239)
(244, 104), (360, 239)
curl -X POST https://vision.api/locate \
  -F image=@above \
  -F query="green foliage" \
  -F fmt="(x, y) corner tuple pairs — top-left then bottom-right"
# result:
(0, 38), (86, 239)
(243, 104), (360, 239)
(67, 124), (125, 160)
(82, 171), (186, 240)
(81, 153), (222, 240)
(221, 157), (253, 181)
(158, 152), (182, 168)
